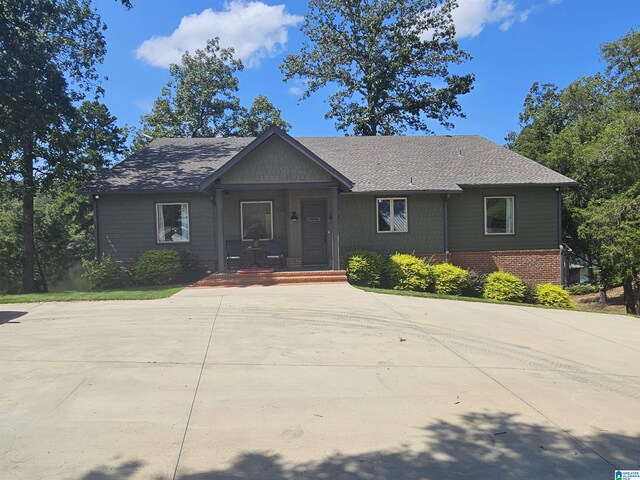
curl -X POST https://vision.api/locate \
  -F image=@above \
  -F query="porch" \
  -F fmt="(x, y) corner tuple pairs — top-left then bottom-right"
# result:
(195, 269), (348, 287)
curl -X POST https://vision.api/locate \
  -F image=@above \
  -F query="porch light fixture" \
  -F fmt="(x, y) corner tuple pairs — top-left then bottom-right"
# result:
(290, 211), (298, 222)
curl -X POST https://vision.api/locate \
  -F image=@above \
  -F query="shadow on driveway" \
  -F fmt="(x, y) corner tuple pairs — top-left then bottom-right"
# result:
(0, 311), (27, 325)
(77, 412), (639, 479)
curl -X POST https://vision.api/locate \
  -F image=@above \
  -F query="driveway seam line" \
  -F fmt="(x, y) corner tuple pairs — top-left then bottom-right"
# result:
(371, 294), (618, 470)
(172, 295), (224, 480)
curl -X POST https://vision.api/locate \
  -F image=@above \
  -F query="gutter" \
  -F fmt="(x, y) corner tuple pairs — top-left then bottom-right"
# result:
(93, 195), (100, 261)
(443, 194), (450, 262)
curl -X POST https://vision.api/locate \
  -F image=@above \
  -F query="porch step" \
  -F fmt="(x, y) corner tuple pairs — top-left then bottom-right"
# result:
(193, 270), (348, 287)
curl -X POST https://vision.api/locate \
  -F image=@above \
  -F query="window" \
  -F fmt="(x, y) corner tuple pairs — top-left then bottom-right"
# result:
(484, 196), (515, 235)
(377, 198), (408, 233)
(241, 201), (273, 241)
(156, 203), (190, 243)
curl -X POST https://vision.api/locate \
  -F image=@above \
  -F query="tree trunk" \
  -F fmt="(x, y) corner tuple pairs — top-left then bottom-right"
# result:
(622, 276), (637, 315)
(21, 148), (37, 293)
(598, 279), (607, 309)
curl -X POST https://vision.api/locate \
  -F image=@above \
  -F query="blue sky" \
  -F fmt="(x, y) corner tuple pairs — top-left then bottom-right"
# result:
(97, 0), (639, 144)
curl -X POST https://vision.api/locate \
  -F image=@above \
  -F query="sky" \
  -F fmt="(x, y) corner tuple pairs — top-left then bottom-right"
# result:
(96, 0), (640, 144)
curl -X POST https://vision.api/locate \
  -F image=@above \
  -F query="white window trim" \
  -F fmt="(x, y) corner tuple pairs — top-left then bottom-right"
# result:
(156, 202), (190, 243)
(240, 200), (274, 241)
(376, 197), (408, 233)
(484, 196), (515, 236)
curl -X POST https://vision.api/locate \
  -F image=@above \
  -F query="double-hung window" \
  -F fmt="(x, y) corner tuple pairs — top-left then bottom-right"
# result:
(484, 196), (515, 235)
(377, 198), (408, 233)
(156, 203), (190, 243)
(241, 201), (273, 241)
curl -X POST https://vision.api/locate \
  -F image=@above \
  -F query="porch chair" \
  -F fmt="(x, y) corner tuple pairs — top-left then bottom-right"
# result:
(225, 240), (242, 270)
(265, 240), (285, 269)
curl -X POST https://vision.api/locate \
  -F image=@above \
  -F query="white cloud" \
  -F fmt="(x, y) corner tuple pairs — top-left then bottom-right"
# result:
(451, 0), (530, 38)
(136, 1), (302, 68)
(288, 86), (303, 96)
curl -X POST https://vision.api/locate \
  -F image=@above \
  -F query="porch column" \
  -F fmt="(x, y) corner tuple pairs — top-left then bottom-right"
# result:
(330, 186), (340, 270)
(215, 188), (225, 272)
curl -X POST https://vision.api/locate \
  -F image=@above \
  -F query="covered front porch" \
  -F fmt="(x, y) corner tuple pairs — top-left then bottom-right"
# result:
(212, 183), (342, 273)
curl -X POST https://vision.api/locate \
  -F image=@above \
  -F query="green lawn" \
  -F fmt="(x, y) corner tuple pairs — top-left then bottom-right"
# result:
(0, 285), (184, 304)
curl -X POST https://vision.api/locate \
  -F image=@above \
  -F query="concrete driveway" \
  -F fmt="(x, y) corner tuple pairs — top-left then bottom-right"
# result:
(1, 284), (639, 479)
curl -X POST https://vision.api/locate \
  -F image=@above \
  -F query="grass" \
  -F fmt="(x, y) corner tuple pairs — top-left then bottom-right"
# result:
(570, 286), (627, 315)
(0, 285), (185, 304)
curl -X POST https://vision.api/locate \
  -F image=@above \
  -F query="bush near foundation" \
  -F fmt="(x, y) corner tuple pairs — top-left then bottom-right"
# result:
(387, 253), (433, 291)
(82, 255), (128, 289)
(345, 250), (387, 287)
(536, 283), (574, 309)
(133, 249), (182, 285)
(432, 263), (468, 295)
(483, 271), (526, 303)
(461, 270), (486, 298)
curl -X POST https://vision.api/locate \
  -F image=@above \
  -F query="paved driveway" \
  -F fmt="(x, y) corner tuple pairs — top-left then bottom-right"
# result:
(1, 284), (639, 479)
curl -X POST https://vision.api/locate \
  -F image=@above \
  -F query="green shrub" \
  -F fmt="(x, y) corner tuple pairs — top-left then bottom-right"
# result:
(345, 250), (386, 287)
(432, 263), (468, 295)
(133, 249), (182, 285)
(536, 283), (574, 309)
(387, 253), (433, 291)
(566, 283), (599, 295)
(462, 270), (486, 298)
(82, 255), (127, 289)
(483, 271), (526, 303)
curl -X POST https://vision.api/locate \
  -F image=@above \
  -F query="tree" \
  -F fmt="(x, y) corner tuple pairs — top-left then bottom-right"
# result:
(0, 0), (107, 292)
(134, 38), (244, 149)
(237, 95), (291, 136)
(280, 0), (474, 135)
(507, 29), (640, 312)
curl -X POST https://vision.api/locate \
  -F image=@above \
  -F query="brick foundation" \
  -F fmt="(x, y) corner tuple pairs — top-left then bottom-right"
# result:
(449, 249), (561, 284)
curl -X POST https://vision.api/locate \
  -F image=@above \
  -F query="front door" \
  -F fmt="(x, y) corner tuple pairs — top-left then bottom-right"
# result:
(302, 200), (327, 266)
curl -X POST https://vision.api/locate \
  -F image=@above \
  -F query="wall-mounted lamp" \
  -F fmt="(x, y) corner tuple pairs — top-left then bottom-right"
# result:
(290, 211), (298, 222)
(94, 195), (100, 200)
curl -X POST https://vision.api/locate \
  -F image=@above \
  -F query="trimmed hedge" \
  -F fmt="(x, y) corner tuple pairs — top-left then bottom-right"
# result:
(387, 253), (433, 291)
(133, 250), (182, 285)
(536, 283), (574, 309)
(566, 283), (599, 295)
(483, 271), (526, 303)
(432, 263), (468, 295)
(82, 255), (127, 289)
(345, 250), (387, 288)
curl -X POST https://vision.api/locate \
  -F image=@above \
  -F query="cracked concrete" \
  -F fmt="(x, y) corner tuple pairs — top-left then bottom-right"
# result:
(0, 284), (639, 479)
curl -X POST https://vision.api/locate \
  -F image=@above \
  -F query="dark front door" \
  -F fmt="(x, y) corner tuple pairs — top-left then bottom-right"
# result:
(302, 200), (327, 266)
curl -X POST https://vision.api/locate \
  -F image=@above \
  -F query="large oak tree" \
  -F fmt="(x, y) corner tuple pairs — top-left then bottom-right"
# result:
(281, 0), (474, 135)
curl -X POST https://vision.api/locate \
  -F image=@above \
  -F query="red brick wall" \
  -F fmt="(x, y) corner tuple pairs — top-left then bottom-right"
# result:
(449, 249), (561, 284)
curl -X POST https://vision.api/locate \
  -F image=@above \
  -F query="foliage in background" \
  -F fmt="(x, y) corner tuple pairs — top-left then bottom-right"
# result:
(133, 250), (182, 286)
(345, 250), (387, 287)
(506, 28), (640, 313)
(82, 254), (128, 289)
(133, 39), (290, 150)
(432, 263), (468, 295)
(387, 254), (433, 291)
(535, 283), (574, 309)
(483, 271), (526, 303)
(566, 283), (600, 295)
(281, 0), (474, 135)
(461, 270), (486, 298)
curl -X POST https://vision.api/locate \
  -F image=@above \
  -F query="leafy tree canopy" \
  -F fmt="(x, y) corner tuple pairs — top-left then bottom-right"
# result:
(237, 95), (291, 137)
(281, 0), (474, 135)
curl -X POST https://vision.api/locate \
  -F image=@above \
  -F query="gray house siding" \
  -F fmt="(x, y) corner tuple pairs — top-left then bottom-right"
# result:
(447, 187), (559, 252)
(219, 135), (332, 184)
(338, 194), (445, 256)
(97, 193), (215, 264)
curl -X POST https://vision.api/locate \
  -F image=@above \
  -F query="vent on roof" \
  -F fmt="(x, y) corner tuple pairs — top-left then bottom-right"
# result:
(409, 176), (415, 187)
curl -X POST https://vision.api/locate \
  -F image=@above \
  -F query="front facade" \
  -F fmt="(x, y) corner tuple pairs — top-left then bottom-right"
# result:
(90, 127), (576, 284)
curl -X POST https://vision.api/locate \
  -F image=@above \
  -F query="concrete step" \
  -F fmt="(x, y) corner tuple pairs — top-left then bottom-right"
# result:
(194, 270), (348, 287)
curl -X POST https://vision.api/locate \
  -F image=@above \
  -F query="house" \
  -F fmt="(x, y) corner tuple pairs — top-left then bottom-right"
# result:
(88, 126), (577, 284)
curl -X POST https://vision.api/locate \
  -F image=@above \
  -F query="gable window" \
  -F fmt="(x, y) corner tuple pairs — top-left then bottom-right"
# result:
(241, 201), (273, 240)
(485, 196), (515, 235)
(156, 203), (190, 243)
(377, 198), (408, 233)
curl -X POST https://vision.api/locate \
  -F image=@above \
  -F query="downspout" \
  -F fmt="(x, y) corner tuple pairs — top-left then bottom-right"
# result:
(443, 194), (450, 263)
(93, 194), (100, 261)
(556, 187), (565, 285)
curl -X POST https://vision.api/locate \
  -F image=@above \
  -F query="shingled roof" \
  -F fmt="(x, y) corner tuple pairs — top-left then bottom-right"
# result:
(88, 128), (576, 194)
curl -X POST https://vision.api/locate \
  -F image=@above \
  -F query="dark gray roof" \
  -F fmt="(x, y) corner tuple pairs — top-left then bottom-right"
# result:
(88, 133), (576, 194)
